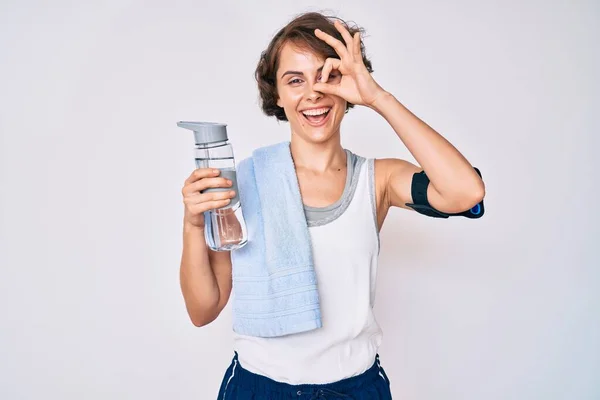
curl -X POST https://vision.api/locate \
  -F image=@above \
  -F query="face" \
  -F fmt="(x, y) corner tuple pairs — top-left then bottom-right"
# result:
(275, 42), (346, 144)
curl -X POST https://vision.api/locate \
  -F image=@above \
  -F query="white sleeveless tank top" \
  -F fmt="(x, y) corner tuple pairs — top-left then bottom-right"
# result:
(232, 153), (383, 384)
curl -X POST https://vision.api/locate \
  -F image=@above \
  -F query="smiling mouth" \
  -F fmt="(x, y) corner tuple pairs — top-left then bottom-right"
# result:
(300, 107), (332, 126)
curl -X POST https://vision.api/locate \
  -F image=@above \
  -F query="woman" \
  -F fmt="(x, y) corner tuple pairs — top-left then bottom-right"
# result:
(180, 12), (485, 399)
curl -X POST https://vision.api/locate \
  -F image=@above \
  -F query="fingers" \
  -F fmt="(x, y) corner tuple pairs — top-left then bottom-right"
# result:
(315, 57), (342, 95)
(182, 168), (237, 225)
(184, 176), (232, 196)
(196, 190), (236, 205)
(353, 32), (362, 60)
(315, 21), (360, 63)
(184, 168), (220, 185)
(184, 186), (237, 212)
(313, 81), (340, 96)
(187, 197), (234, 215)
(333, 20), (355, 55)
(320, 58), (341, 83)
(314, 28), (348, 59)
(182, 168), (233, 200)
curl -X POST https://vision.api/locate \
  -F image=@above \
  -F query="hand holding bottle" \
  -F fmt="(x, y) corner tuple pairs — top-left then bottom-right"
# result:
(181, 168), (236, 229)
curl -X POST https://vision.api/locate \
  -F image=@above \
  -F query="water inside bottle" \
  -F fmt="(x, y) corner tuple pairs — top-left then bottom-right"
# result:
(195, 156), (247, 251)
(195, 155), (234, 170)
(204, 202), (247, 251)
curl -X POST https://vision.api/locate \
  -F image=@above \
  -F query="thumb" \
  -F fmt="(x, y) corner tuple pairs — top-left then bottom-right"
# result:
(313, 82), (339, 96)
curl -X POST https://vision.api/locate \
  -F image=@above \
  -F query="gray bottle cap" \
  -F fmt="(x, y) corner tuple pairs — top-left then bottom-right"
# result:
(176, 121), (228, 145)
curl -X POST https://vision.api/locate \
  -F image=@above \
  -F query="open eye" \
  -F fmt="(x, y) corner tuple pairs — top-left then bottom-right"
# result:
(288, 78), (303, 85)
(318, 73), (340, 82)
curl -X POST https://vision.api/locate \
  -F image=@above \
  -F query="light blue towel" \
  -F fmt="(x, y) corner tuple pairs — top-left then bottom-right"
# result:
(230, 141), (322, 338)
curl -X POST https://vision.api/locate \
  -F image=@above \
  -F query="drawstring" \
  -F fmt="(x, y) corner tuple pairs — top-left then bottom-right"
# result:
(297, 387), (352, 399)
(375, 354), (390, 385)
(297, 355), (389, 398)
(313, 388), (352, 399)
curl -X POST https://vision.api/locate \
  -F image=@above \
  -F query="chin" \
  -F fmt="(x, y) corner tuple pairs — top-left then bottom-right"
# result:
(304, 129), (336, 143)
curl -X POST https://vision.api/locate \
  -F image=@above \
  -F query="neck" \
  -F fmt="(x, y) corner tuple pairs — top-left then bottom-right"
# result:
(289, 132), (346, 173)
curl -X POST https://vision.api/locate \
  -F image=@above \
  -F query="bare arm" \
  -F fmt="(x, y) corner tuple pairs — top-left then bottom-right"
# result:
(310, 23), (484, 217)
(180, 222), (232, 327)
(371, 93), (485, 215)
(179, 168), (235, 327)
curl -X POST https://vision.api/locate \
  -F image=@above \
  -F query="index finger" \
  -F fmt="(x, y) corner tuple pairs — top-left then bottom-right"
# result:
(314, 28), (349, 59)
(185, 168), (220, 184)
(333, 20), (355, 54)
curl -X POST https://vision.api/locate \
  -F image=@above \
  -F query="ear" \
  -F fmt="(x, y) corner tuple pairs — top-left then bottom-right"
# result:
(276, 97), (283, 108)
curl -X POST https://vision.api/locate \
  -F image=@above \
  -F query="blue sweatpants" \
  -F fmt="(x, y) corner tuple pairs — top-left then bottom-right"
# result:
(217, 352), (392, 399)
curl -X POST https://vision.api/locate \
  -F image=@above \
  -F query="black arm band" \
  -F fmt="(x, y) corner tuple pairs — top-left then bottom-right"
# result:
(405, 167), (485, 219)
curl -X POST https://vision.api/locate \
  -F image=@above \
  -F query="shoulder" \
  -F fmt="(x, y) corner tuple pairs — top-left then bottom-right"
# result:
(346, 154), (419, 202)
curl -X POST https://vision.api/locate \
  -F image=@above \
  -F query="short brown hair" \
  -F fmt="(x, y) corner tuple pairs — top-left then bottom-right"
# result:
(255, 12), (373, 121)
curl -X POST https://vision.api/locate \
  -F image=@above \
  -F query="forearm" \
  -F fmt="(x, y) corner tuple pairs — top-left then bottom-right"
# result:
(370, 92), (485, 200)
(179, 222), (221, 326)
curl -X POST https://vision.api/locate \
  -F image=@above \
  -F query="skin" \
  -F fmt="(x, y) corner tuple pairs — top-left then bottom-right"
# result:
(277, 21), (485, 230)
(180, 20), (486, 327)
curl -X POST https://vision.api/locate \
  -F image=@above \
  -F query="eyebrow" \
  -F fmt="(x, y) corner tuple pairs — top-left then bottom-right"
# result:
(280, 65), (324, 80)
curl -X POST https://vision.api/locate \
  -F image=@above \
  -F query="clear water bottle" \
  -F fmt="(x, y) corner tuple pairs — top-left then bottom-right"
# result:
(177, 121), (248, 251)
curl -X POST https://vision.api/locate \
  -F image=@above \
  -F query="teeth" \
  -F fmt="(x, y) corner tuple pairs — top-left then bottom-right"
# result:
(302, 108), (330, 116)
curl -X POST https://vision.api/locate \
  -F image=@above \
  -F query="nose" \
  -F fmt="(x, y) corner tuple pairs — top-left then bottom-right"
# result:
(304, 81), (323, 102)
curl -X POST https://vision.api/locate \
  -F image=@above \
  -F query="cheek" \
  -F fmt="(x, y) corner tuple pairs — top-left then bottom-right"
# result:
(279, 92), (302, 112)
(334, 100), (347, 117)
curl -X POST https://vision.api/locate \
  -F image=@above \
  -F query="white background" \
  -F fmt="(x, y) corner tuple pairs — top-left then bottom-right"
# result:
(1, 1), (598, 399)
